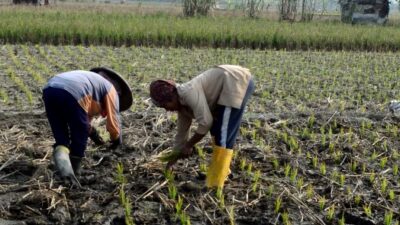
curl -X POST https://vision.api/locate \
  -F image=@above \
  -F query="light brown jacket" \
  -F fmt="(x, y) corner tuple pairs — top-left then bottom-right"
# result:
(175, 65), (252, 149)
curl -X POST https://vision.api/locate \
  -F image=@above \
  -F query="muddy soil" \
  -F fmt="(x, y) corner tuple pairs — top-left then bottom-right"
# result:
(0, 109), (399, 225)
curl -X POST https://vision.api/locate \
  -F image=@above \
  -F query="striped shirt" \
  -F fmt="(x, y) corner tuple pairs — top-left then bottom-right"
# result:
(44, 70), (121, 140)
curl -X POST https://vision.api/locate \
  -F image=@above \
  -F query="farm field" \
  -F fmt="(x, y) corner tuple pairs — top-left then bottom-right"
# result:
(2, 5), (400, 51)
(0, 45), (399, 224)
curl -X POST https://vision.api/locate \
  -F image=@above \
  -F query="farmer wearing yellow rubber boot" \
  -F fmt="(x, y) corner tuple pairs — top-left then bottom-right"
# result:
(149, 65), (255, 189)
(43, 67), (132, 186)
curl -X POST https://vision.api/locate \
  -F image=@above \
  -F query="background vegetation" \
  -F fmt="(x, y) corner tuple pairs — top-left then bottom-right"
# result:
(1, 5), (400, 50)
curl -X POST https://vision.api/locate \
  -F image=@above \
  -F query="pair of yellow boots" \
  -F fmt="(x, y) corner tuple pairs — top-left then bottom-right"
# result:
(206, 145), (233, 189)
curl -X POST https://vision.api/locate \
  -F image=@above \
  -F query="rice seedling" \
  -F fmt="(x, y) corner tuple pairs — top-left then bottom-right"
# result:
(339, 213), (345, 225)
(326, 205), (335, 221)
(388, 189), (395, 201)
(381, 177), (388, 194)
(318, 196), (326, 211)
(115, 162), (134, 225)
(281, 212), (291, 225)
(363, 204), (372, 218)
(274, 196), (282, 214)
(339, 174), (345, 187)
(252, 170), (261, 193)
(380, 157), (388, 169)
(384, 211), (393, 225)
(393, 165), (398, 176)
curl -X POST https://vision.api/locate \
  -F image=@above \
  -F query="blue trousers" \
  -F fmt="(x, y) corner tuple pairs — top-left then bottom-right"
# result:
(210, 78), (255, 149)
(43, 87), (89, 157)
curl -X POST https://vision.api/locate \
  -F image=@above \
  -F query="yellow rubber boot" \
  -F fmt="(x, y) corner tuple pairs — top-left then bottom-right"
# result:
(206, 146), (233, 189)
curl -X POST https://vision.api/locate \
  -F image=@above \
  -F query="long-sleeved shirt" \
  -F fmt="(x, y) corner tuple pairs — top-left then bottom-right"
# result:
(175, 65), (252, 148)
(44, 70), (121, 141)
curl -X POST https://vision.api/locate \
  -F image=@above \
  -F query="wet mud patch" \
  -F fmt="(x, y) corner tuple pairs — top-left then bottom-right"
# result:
(0, 110), (399, 224)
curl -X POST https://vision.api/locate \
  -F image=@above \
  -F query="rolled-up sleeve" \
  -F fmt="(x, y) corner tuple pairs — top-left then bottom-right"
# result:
(103, 87), (121, 141)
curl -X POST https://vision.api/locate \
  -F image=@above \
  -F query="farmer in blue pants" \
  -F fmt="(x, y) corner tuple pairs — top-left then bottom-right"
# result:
(149, 65), (255, 189)
(43, 67), (132, 183)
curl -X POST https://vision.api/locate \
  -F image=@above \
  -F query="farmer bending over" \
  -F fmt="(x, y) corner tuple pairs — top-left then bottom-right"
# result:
(150, 65), (255, 189)
(43, 67), (132, 182)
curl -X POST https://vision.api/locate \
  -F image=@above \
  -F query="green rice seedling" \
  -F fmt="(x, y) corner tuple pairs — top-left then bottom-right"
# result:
(393, 165), (398, 176)
(170, 113), (177, 123)
(381, 178), (388, 194)
(306, 185), (314, 199)
(350, 160), (358, 173)
(281, 132), (289, 145)
(339, 127), (344, 140)
(175, 195), (183, 215)
(346, 186), (352, 196)
(118, 187), (135, 225)
(0, 89), (8, 103)
(339, 213), (345, 225)
(393, 150), (399, 160)
(240, 158), (246, 171)
(246, 163), (253, 176)
(281, 212), (291, 225)
(326, 205), (335, 221)
(360, 121), (366, 136)
(369, 172), (376, 184)
(321, 134), (326, 147)
(168, 183), (177, 200)
(333, 151), (343, 164)
(354, 194), (361, 205)
(179, 213), (191, 225)
(115, 162), (126, 184)
(290, 168), (297, 184)
(252, 170), (261, 193)
(268, 184), (274, 197)
(331, 170), (339, 181)
(348, 127), (353, 143)
(164, 169), (175, 182)
(216, 188), (225, 208)
(251, 130), (257, 141)
(296, 177), (304, 190)
(363, 204), (372, 218)
(362, 163), (366, 174)
(274, 196), (282, 214)
(233, 151), (238, 160)
(339, 174), (345, 187)
(196, 146), (205, 160)
(380, 157), (388, 169)
(301, 127), (311, 140)
(366, 121), (372, 129)
(320, 126), (325, 135)
(308, 114), (315, 128)
(391, 126), (398, 138)
(384, 211), (393, 225)
(319, 162), (326, 175)
(228, 206), (235, 225)
(272, 158), (279, 170)
(6, 68), (33, 105)
(328, 127), (333, 140)
(388, 189), (395, 201)
(328, 142), (335, 153)
(312, 156), (318, 169)
(200, 163), (207, 173)
(288, 136), (299, 152)
(318, 196), (326, 211)
(115, 162), (134, 225)
(284, 164), (291, 177)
